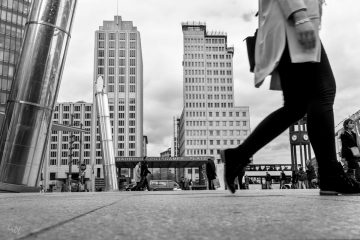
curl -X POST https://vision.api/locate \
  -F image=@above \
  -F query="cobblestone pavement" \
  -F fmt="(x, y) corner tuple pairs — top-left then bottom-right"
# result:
(1, 189), (360, 240)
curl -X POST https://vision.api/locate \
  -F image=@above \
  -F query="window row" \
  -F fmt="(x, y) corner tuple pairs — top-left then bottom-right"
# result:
(185, 111), (248, 118)
(184, 69), (232, 76)
(98, 32), (137, 41)
(186, 130), (248, 137)
(186, 102), (233, 108)
(186, 139), (241, 146)
(97, 49), (136, 58)
(107, 84), (136, 93)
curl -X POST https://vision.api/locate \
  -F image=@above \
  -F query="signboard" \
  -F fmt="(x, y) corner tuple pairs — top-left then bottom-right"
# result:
(115, 156), (214, 162)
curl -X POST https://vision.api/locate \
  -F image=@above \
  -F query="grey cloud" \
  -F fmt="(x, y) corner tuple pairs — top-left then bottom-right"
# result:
(58, 0), (360, 159)
(242, 11), (257, 22)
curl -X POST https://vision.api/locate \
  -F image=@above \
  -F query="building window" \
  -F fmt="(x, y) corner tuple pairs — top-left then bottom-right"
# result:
(50, 172), (56, 180)
(130, 33), (137, 40)
(119, 33), (126, 40)
(98, 33), (105, 40)
(109, 33), (116, 40)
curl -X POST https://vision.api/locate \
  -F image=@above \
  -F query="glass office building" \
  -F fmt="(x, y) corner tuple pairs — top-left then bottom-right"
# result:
(0, 0), (31, 115)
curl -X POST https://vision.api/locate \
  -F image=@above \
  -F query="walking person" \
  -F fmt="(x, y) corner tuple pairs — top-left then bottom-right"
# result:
(131, 162), (142, 191)
(188, 179), (193, 190)
(292, 170), (299, 189)
(298, 167), (307, 189)
(265, 172), (272, 189)
(280, 170), (287, 189)
(140, 157), (152, 191)
(206, 158), (217, 190)
(340, 119), (360, 181)
(221, 0), (360, 195)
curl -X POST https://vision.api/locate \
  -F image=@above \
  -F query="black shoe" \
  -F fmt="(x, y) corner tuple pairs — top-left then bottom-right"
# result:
(220, 148), (250, 194)
(319, 163), (360, 195)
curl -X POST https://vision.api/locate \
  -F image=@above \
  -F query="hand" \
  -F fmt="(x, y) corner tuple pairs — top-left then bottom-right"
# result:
(294, 21), (317, 50)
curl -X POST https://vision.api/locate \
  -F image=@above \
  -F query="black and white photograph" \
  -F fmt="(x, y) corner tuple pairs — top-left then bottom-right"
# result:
(0, 0), (360, 239)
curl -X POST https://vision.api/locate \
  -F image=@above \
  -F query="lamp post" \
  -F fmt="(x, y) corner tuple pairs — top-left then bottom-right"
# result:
(68, 114), (75, 192)
(78, 122), (86, 191)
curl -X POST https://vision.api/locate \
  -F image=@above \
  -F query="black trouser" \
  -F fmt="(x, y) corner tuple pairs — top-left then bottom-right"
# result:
(208, 178), (215, 190)
(140, 177), (151, 191)
(238, 44), (336, 177)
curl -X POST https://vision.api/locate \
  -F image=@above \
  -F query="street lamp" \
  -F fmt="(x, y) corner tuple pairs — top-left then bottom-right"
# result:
(68, 114), (75, 192)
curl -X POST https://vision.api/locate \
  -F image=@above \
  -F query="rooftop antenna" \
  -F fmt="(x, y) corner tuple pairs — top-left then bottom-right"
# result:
(116, 0), (119, 25)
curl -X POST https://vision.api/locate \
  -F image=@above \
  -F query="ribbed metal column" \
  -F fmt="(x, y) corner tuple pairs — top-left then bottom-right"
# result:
(95, 76), (118, 191)
(0, 0), (77, 192)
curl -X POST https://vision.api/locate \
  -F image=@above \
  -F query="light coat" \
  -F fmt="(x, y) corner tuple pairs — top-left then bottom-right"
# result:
(255, 0), (324, 90)
(134, 162), (141, 183)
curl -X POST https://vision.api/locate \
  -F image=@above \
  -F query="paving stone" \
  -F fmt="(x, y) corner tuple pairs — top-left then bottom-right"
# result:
(1, 190), (360, 240)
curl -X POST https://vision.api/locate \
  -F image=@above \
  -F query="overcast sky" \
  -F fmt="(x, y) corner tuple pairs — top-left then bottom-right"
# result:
(59, 0), (360, 164)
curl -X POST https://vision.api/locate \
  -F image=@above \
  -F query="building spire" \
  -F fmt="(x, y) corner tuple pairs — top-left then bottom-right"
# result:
(116, 0), (119, 25)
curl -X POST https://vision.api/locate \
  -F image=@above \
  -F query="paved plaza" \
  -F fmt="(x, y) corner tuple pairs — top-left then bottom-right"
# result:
(1, 189), (360, 240)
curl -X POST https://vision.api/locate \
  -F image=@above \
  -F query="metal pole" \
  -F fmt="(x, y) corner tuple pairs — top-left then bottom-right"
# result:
(0, 0), (77, 192)
(78, 122), (83, 190)
(68, 114), (74, 192)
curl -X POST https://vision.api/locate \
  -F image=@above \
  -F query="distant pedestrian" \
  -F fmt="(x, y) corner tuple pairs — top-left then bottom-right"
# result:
(340, 119), (360, 181)
(188, 179), (193, 190)
(265, 172), (272, 189)
(179, 176), (186, 190)
(132, 162), (142, 191)
(237, 167), (246, 189)
(306, 165), (317, 188)
(298, 167), (307, 189)
(244, 175), (250, 189)
(140, 157), (151, 191)
(206, 159), (217, 190)
(292, 170), (299, 189)
(280, 171), (287, 189)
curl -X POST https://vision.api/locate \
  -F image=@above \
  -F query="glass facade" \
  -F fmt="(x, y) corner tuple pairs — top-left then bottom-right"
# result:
(0, 0), (31, 112)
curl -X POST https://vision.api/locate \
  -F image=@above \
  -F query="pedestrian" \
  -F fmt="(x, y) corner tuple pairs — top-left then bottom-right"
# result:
(244, 175), (250, 190)
(220, 0), (360, 195)
(179, 176), (186, 190)
(237, 167), (245, 190)
(340, 119), (360, 181)
(206, 158), (217, 190)
(131, 162), (142, 191)
(265, 172), (272, 189)
(188, 179), (193, 190)
(140, 157), (151, 191)
(292, 169), (299, 189)
(298, 167), (307, 189)
(306, 165), (317, 188)
(280, 170), (287, 189)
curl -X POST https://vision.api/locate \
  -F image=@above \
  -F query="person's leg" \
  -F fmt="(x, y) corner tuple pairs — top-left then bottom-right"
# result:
(221, 45), (307, 193)
(301, 45), (359, 194)
(303, 45), (337, 178)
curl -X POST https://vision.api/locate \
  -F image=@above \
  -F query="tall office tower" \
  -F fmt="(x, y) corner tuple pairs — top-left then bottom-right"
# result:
(179, 22), (250, 169)
(0, 0), (31, 114)
(44, 102), (93, 192)
(91, 16), (144, 180)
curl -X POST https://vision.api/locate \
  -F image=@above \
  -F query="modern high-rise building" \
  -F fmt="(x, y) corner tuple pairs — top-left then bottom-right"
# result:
(91, 16), (144, 179)
(0, 0), (31, 115)
(179, 22), (250, 168)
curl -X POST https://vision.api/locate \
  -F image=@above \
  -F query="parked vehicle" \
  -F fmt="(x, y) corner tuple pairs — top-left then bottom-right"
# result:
(124, 183), (136, 191)
(150, 180), (181, 191)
